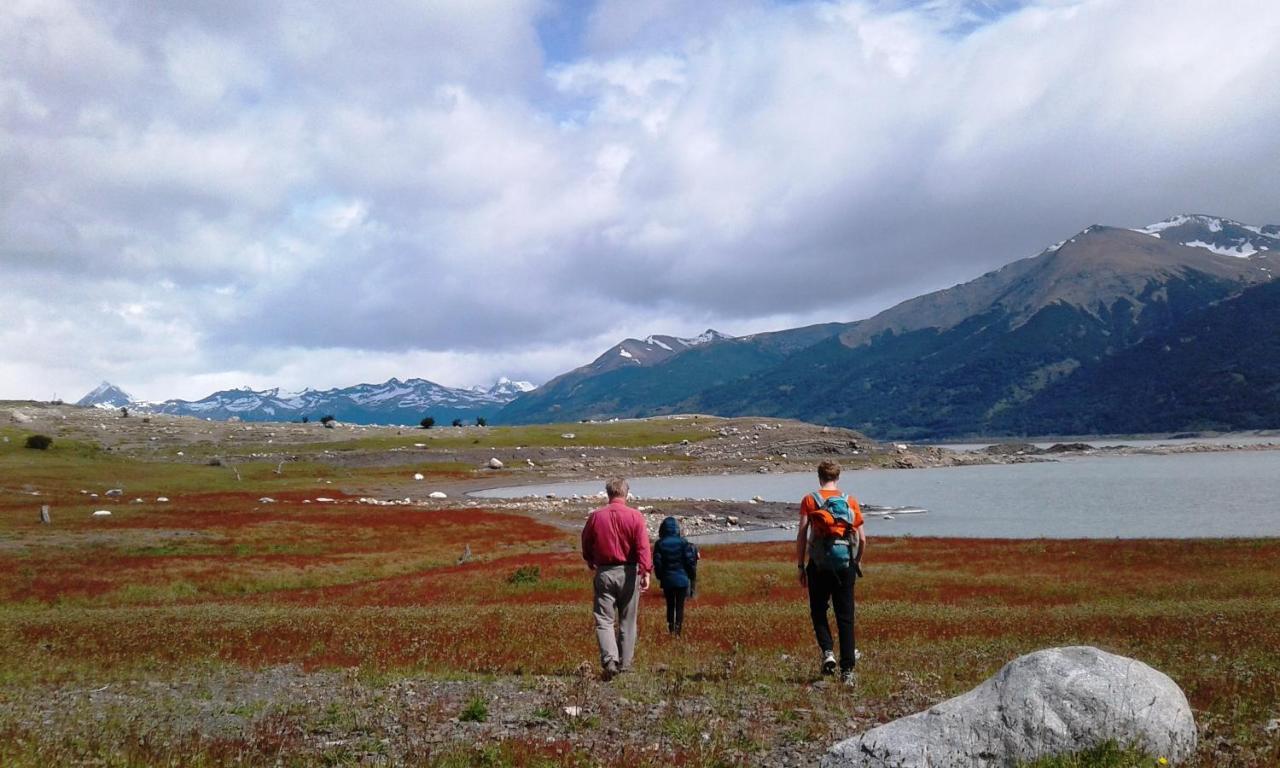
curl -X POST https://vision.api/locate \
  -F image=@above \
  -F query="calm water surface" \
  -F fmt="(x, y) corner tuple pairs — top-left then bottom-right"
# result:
(476, 451), (1280, 539)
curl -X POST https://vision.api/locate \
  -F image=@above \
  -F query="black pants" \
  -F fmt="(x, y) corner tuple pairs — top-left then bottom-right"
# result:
(663, 586), (687, 634)
(806, 562), (856, 672)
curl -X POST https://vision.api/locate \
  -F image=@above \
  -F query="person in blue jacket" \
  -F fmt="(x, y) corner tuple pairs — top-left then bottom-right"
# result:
(653, 516), (699, 636)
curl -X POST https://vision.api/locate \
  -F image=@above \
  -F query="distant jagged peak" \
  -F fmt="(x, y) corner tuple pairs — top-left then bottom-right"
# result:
(488, 376), (535, 394)
(76, 381), (134, 408)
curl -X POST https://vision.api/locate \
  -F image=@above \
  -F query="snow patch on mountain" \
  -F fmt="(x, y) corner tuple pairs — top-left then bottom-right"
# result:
(1134, 214), (1279, 259)
(1185, 240), (1259, 258)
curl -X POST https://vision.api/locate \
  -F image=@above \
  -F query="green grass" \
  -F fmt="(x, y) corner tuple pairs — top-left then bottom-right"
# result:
(1019, 741), (1164, 767)
(284, 420), (715, 453)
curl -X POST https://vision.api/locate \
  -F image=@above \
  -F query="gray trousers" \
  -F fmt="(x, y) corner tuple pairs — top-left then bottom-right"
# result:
(592, 564), (639, 670)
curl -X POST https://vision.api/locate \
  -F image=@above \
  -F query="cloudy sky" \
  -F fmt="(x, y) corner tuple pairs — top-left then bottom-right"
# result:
(2, 0), (1279, 401)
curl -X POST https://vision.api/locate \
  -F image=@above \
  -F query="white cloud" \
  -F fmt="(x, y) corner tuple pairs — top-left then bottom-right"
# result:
(1, 0), (1279, 402)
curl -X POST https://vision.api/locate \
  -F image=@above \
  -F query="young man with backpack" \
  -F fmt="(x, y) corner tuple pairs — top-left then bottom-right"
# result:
(797, 460), (865, 683)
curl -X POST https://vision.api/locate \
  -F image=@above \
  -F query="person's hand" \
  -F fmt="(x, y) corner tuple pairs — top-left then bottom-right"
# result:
(640, 572), (651, 591)
(797, 564), (807, 588)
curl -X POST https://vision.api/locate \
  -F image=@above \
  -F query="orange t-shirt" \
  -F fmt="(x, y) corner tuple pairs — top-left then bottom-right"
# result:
(800, 489), (864, 528)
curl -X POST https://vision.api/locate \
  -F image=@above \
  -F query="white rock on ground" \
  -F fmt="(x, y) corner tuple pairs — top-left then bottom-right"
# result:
(92, 510), (112, 517)
(413, 473), (425, 480)
(488, 458), (504, 469)
(823, 646), (1196, 768)
(428, 491), (447, 499)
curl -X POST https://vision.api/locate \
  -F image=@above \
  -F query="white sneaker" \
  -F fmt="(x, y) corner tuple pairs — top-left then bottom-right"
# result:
(821, 650), (837, 676)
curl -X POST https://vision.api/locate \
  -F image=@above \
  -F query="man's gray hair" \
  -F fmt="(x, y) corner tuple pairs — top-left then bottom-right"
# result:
(605, 478), (629, 499)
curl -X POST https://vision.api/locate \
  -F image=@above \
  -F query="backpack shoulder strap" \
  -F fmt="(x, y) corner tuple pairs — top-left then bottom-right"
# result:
(810, 491), (825, 509)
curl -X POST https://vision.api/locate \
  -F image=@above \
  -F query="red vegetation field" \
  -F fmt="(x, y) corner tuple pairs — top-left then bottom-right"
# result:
(1, 482), (1278, 766)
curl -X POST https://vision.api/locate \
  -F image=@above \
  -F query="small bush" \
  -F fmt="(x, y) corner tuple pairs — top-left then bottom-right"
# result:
(24, 434), (53, 450)
(458, 696), (489, 722)
(420, 417), (435, 429)
(301, 416), (309, 424)
(475, 417), (487, 427)
(507, 565), (541, 585)
(319, 415), (335, 425)
(451, 418), (463, 427)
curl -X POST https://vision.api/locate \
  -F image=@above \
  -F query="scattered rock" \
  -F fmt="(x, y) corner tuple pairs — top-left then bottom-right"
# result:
(726, 516), (739, 526)
(488, 458), (504, 469)
(105, 489), (124, 497)
(92, 510), (112, 517)
(563, 706), (582, 718)
(258, 497), (276, 504)
(561, 433), (576, 439)
(156, 497), (169, 502)
(429, 491), (447, 499)
(824, 646), (1196, 767)
(413, 473), (425, 480)
(1044, 442), (1094, 453)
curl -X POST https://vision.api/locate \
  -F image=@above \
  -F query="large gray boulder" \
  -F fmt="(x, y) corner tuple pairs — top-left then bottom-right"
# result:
(825, 646), (1196, 767)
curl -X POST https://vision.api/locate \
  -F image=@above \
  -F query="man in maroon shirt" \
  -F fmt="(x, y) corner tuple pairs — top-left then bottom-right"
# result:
(581, 477), (653, 680)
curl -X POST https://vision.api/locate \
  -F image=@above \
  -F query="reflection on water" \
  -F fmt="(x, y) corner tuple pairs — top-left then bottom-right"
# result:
(476, 451), (1280, 540)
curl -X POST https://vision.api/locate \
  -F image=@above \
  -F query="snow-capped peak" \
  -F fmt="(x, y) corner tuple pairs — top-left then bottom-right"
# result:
(1137, 214), (1230, 236)
(75, 381), (134, 408)
(683, 329), (731, 346)
(487, 377), (535, 395)
(1132, 214), (1279, 259)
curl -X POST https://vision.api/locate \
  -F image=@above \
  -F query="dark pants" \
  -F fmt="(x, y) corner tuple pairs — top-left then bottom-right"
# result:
(663, 586), (687, 634)
(806, 562), (856, 672)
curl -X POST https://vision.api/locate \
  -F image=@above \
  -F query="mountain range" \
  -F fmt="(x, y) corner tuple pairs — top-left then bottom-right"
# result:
(497, 214), (1280, 438)
(79, 214), (1280, 438)
(77, 377), (534, 426)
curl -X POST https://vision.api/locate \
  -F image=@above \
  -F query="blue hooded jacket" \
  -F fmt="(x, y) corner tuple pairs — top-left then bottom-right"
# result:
(653, 516), (698, 591)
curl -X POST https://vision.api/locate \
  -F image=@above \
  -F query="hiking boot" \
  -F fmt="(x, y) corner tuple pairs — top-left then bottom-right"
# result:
(840, 668), (857, 686)
(821, 650), (837, 676)
(601, 660), (619, 682)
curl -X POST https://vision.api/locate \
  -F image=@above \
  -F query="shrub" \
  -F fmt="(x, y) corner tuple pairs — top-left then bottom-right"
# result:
(301, 416), (309, 424)
(451, 418), (463, 428)
(507, 565), (541, 585)
(24, 434), (53, 450)
(420, 417), (435, 429)
(459, 696), (488, 722)
(475, 417), (487, 427)
(319, 415), (335, 425)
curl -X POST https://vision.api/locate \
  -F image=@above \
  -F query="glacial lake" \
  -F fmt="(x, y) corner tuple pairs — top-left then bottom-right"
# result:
(476, 450), (1280, 540)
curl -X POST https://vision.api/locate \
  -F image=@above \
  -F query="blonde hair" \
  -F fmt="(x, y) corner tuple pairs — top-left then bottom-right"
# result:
(817, 460), (841, 484)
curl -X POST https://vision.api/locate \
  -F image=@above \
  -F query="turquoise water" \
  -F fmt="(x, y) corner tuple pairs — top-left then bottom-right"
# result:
(476, 451), (1280, 539)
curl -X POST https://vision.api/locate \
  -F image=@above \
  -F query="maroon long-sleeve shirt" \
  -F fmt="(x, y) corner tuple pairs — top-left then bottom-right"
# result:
(581, 499), (653, 573)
